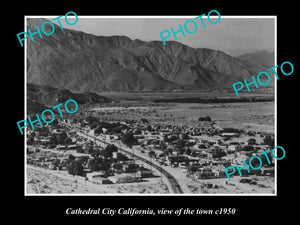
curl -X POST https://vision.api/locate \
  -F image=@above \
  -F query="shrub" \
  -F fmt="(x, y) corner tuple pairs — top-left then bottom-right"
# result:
(248, 138), (256, 145)
(198, 116), (211, 121)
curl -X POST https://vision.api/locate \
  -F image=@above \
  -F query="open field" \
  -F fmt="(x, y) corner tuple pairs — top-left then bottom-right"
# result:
(98, 89), (274, 101)
(90, 101), (274, 133)
(86, 90), (275, 133)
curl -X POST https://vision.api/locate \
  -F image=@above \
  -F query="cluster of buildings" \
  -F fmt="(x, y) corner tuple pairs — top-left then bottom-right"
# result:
(74, 116), (275, 179)
(26, 123), (154, 184)
(27, 114), (275, 185)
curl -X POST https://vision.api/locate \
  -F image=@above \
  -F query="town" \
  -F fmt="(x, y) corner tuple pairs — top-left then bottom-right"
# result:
(26, 106), (275, 194)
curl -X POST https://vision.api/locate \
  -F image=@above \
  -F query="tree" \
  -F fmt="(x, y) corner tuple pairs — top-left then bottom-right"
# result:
(134, 128), (142, 135)
(191, 150), (197, 157)
(180, 133), (189, 140)
(248, 138), (256, 145)
(198, 116), (211, 121)
(98, 158), (111, 171)
(148, 150), (155, 158)
(121, 132), (138, 148)
(165, 135), (178, 142)
(54, 131), (68, 145)
(223, 127), (242, 133)
(188, 165), (198, 174)
(76, 146), (85, 153)
(85, 116), (99, 125)
(146, 125), (152, 132)
(205, 116), (211, 121)
(243, 145), (254, 152)
(260, 151), (274, 166)
(106, 144), (118, 152)
(68, 154), (76, 162)
(101, 144), (118, 158)
(68, 160), (84, 176)
(247, 131), (256, 136)
(77, 156), (88, 165)
(90, 124), (97, 130)
(175, 140), (185, 149)
(88, 158), (102, 171)
(90, 149), (101, 158)
(223, 136), (231, 141)
(166, 148), (173, 155)
(185, 148), (192, 155)
(159, 142), (167, 151)
(214, 149), (227, 158)
(178, 148), (185, 155)
(263, 134), (274, 148)
(141, 118), (149, 124)
(27, 136), (34, 145)
(117, 153), (129, 161)
(94, 126), (103, 135)
(51, 159), (60, 168)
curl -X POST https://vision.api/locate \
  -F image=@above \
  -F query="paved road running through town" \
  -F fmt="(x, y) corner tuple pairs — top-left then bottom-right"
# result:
(73, 128), (185, 194)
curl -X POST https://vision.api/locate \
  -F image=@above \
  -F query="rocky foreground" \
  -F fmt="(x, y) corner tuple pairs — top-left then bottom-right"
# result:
(27, 166), (168, 194)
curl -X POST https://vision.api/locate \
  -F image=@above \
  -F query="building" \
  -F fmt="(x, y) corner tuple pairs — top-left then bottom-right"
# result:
(57, 145), (67, 150)
(221, 133), (239, 138)
(137, 167), (153, 178)
(87, 172), (113, 184)
(68, 144), (77, 150)
(109, 174), (142, 184)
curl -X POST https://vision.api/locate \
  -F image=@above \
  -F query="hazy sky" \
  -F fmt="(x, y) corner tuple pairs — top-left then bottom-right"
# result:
(52, 16), (275, 56)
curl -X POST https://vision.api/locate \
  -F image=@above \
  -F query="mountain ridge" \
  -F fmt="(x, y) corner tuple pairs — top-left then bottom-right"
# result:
(27, 18), (274, 93)
(237, 50), (275, 68)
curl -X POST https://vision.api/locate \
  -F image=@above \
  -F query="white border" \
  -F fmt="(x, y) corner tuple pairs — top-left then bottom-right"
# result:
(24, 15), (277, 196)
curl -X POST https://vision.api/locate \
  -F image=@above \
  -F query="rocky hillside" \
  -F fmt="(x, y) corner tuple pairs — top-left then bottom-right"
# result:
(27, 18), (274, 93)
(237, 50), (275, 68)
(27, 83), (110, 112)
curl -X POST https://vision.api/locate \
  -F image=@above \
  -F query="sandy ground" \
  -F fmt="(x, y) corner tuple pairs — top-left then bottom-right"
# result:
(90, 102), (274, 133)
(27, 166), (168, 194)
(27, 165), (274, 195)
(159, 102), (274, 133)
(186, 175), (275, 194)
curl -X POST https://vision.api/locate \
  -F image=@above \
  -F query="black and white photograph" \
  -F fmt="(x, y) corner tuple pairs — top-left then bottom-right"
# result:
(12, 2), (300, 221)
(24, 15), (277, 195)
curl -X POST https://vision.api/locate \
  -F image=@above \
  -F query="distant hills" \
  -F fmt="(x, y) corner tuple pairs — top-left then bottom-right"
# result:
(237, 50), (274, 68)
(27, 18), (275, 93)
(27, 83), (110, 112)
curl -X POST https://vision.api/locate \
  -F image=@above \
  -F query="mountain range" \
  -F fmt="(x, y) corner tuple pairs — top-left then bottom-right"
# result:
(237, 50), (274, 68)
(27, 18), (274, 93)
